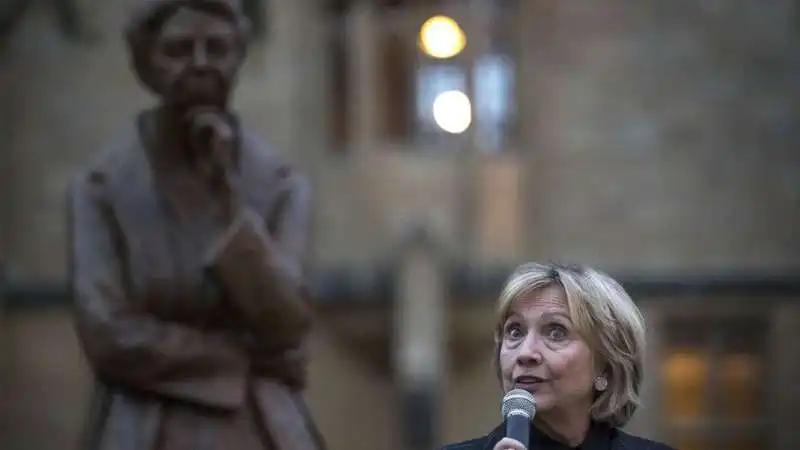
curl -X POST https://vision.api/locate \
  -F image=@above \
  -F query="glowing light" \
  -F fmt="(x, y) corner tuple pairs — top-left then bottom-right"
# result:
(432, 90), (472, 134)
(419, 15), (466, 59)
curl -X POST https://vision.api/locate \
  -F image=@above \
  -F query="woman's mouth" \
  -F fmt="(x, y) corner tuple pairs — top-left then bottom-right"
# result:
(514, 375), (546, 388)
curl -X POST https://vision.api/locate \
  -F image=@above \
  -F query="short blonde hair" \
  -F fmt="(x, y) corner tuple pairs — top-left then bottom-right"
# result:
(493, 262), (646, 428)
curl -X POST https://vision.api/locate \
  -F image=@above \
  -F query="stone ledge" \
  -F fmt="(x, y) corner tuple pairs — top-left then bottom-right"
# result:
(3, 265), (799, 311)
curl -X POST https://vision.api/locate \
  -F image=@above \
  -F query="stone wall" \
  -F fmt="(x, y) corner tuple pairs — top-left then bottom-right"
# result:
(4, 0), (797, 280)
(520, 0), (800, 272)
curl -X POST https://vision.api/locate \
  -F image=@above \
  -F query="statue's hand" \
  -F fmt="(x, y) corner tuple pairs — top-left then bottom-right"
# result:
(186, 107), (239, 217)
(244, 338), (309, 390)
(187, 108), (234, 181)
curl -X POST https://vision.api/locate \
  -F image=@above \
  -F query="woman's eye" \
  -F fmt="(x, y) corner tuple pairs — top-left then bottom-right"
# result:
(505, 323), (525, 339)
(545, 324), (568, 341)
(206, 37), (230, 57)
(161, 39), (192, 58)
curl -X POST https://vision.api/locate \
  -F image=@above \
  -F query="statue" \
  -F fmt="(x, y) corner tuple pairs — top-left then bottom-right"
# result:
(68, 1), (325, 449)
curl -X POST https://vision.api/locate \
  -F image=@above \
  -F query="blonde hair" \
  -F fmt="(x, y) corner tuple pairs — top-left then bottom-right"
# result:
(493, 262), (646, 428)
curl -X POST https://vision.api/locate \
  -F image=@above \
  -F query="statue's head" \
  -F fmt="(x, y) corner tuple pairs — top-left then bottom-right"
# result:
(126, 0), (249, 111)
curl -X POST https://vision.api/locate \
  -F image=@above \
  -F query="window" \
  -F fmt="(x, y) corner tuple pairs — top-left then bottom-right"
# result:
(473, 53), (516, 152)
(324, 0), (518, 152)
(414, 62), (468, 144)
(662, 317), (770, 450)
(411, 6), (517, 151)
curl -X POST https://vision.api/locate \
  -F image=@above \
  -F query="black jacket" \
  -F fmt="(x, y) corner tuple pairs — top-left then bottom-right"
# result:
(440, 422), (676, 450)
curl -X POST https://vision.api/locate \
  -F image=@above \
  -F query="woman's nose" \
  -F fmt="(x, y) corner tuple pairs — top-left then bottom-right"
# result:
(515, 333), (543, 365)
(192, 41), (209, 67)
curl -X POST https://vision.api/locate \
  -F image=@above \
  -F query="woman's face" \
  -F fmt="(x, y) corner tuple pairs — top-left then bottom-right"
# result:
(499, 284), (597, 417)
(151, 7), (243, 109)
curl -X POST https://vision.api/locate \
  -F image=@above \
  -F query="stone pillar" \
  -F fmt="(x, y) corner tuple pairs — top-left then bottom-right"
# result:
(771, 303), (800, 450)
(516, 0), (554, 256)
(393, 227), (448, 450)
(454, 0), (489, 259)
(347, 1), (379, 153)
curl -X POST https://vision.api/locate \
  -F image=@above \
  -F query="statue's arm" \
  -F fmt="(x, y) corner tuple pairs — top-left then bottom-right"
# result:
(203, 171), (314, 349)
(69, 174), (249, 410)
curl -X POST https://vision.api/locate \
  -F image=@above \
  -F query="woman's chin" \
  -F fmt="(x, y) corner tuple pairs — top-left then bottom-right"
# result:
(528, 393), (554, 414)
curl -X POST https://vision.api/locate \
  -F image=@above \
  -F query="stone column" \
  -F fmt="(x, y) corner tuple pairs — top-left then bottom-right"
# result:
(454, 0), (489, 259)
(393, 227), (448, 450)
(347, 0), (379, 153)
(516, 0), (554, 256)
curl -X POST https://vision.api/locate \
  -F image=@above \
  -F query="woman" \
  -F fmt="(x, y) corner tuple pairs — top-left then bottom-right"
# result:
(441, 263), (675, 450)
(69, 0), (323, 449)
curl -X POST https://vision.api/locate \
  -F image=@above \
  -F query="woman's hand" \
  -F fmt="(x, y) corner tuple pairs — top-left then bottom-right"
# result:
(492, 437), (526, 450)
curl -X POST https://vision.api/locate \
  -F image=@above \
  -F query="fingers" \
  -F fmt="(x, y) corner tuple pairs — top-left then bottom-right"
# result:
(193, 113), (234, 146)
(493, 437), (526, 450)
(186, 108), (235, 161)
(248, 348), (309, 389)
(185, 110), (237, 197)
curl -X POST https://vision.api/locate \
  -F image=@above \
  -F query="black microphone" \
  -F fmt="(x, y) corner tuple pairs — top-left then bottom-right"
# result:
(501, 389), (536, 449)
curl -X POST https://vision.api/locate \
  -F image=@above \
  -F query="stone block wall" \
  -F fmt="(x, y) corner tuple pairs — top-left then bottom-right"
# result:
(520, 0), (800, 272)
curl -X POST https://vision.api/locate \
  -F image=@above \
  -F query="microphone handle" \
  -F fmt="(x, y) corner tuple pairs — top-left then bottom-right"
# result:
(505, 412), (530, 449)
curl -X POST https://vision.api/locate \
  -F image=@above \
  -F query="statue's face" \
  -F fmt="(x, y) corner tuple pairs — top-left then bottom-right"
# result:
(150, 7), (243, 110)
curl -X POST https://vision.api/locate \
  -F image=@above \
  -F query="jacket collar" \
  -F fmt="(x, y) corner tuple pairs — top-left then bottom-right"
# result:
(482, 421), (615, 450)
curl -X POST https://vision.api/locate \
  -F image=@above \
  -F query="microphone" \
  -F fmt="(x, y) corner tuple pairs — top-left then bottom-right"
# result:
(501, 389), (536, 449)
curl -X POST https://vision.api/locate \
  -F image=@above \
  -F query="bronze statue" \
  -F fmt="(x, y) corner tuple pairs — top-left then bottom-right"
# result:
(68, 1), (324, 449)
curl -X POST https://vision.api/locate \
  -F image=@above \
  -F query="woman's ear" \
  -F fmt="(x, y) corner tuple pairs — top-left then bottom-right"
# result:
(593, 359), (610, 389)
(594, 375), (608, 392)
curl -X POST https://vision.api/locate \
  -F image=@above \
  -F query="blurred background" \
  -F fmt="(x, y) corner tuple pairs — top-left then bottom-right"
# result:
(1, 0), (799, 449)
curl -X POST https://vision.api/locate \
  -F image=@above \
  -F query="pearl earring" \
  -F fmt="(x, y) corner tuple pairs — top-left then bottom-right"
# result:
(594, 376), (608, 392)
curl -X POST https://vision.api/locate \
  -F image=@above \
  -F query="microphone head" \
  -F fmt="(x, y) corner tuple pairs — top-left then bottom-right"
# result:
(501, 388), (536, 421)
